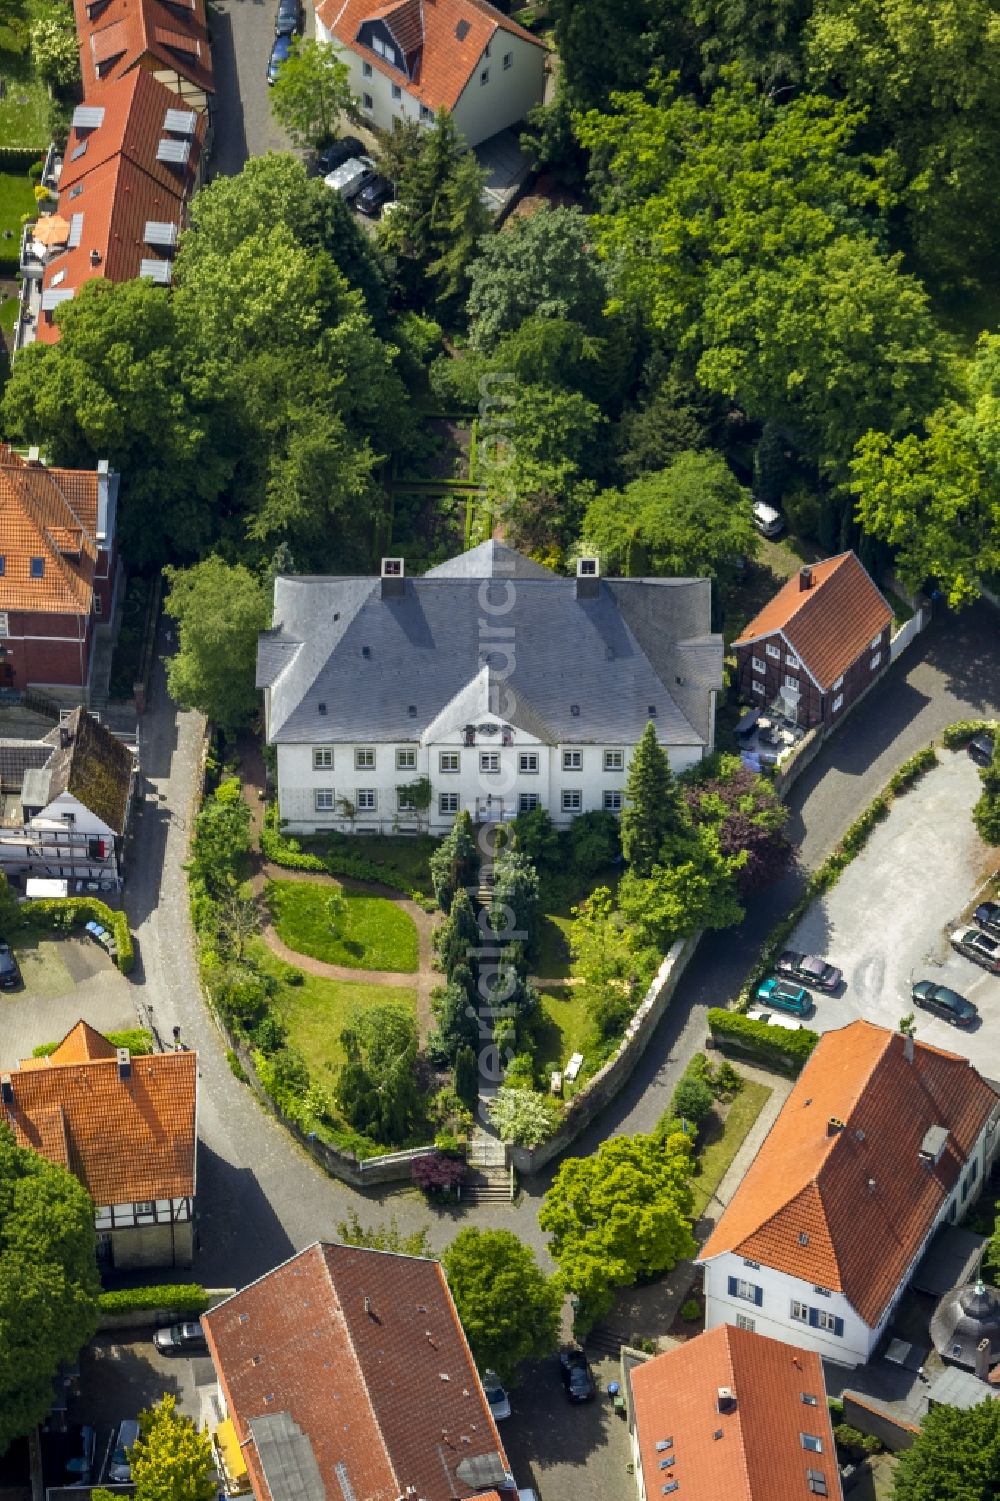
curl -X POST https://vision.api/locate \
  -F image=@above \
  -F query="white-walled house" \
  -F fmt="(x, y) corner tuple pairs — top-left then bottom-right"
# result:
(257, 542), (723, 836)
(698, 1021), (1000, 1366)
(314, 0), (546, 148)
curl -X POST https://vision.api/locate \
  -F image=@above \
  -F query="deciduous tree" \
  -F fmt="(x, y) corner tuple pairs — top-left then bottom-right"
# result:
(335, 1211), (432, 1257)
(131, 1395), (215, 1501)
(974, 736), (1000, 848)
(487, 1088), (561, 1148)
(684, 756), (791, 895)
(269, 38), (355, 150)
(618, 827), (745, 949)
(443, 1229), (561, 1384)
(890, 1397), (1000, 1500)
(31, 15), (79, 86)
(163, 557), (269, 732)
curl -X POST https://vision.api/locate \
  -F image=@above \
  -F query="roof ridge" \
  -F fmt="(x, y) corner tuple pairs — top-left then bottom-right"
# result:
(758, 552), (852, 636)
(0, 471), (94, 612)
(718, 1327), (754, 1493)
(320, 1244), (400, 1495)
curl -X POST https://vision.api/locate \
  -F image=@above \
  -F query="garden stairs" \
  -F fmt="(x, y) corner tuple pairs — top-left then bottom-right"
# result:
(464, 1125), (510, 1204)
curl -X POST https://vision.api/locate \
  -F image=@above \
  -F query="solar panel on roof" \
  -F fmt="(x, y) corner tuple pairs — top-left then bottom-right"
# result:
(139, 258), (172, 284)
(156, 137), (192, 165)
(67, 212), (84, 248)
(144, 220), (178, 249)
(163, 107), (197, 135)
(41, 288), (74, 310)
(71, 104), (105, 130)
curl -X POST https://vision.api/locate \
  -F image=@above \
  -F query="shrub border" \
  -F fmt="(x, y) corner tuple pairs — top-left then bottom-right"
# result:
(25, 895), (134, 974)
(98, 1283), (210, 1315)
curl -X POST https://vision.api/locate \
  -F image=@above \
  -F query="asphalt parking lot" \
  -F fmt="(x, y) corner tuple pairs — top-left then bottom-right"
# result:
(501, 1352), (632, 1501)
(784, 749), (1000, 1063)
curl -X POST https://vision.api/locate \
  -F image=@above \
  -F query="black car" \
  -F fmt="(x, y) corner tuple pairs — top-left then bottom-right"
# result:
(356, 173), (394, 216)
(776, 950), (842, 992)
(912, 980), (978, 1028)
(0, 942), (21, 989)
(266, 31), (292, 84)
(975, 900), (1000, 939)
(316, 136), (364, 175)
(559, 1348), (596, 1403)
(153, 1320), (207, 1355)
(274, 0), (302, 33)
(968, 731), (996, 767)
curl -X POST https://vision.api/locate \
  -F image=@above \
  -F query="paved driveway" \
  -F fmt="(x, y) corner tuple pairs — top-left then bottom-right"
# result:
(501, 1353), (632, 1501)
(0, 935), (133, 1069)
(786, 749), (1000, 1062)
(208, 0), (305, 176)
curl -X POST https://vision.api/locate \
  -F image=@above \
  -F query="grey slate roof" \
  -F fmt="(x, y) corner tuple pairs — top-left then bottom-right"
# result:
(259, 547), (723, 748)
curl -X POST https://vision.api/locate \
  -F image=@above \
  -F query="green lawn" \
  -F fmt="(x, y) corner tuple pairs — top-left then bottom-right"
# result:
(531, 985), (594, 1076)
(689, 1080), (772, 1220)
(323, 832), (439, 898)
(0, 0), (55, 147)
(0, 291), (17, 335)
(0, 168), (37, 242)
(266, 878), (419, 972)
(534, 867), (619, 981)
(256, 944), (417, 1076)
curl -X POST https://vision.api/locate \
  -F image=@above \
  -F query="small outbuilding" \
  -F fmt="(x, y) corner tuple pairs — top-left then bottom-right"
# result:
(930, 1279), (1000, 1369)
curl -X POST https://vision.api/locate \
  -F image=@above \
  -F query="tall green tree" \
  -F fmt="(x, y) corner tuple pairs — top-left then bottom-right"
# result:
(0, 1125), (101, 1453)
(620, 722), (685, 877)
(131, 1395), (215, 1501)
(490, 849), (541, 959)
(890, 1397), (1000, 1500)
(443, 1228), (561, 1385)
(539, 1132), (697, 1331)
(547, 0), (696, 111)
(269, 38), (355, 149)
(437, 887), (480, 980)
(188, 783), (253, 896)
(430, 810), (477, 911)
(163, 558), (269, 732)
(618, 827), (745, 949)
(583, 451), (757, 577)
(336, 1005), (422, 1144)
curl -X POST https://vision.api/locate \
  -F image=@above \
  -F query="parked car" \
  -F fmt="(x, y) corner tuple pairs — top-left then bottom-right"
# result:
(911, 980), (978, 1028)
(950, 927), (1000, 974)
(746, 1007), (803, 1032)
(0, 942), (21, 989)
(274, 0), (302, 34)
(316, 135), (364, 175)
(752, 500), (785, 538)
(974, 900), (1000, 939)
(154, 1320), (207, 1355)
(968, 731), (996, 768)
(775, 950), (842, 992)
(482, 1370), (510, 1421)
(356, 173), (394, 216)
(323, 156), (376, 199)
(559, 1348), (596, 1404)
(266, 32), (293, 84)
(755, 976), (813, 1017)
(107, 1419), (140, 1484)
(65, 1425), (96, 1485)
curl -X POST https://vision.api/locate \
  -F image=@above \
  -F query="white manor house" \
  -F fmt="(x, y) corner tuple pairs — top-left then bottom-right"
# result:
(257, 542), (724, 836)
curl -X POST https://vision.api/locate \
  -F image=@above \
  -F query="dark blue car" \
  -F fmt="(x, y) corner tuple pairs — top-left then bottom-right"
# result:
(267, 32), (292, 84)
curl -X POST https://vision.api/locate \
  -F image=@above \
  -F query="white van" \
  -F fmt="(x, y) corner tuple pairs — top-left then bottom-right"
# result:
(752, 500), (785, 538)
(323, 156), (375, 199)
(746, 1007), (803, 1032)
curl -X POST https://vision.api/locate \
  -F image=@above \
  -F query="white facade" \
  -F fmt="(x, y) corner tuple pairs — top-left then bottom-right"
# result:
(1, 788), (124, 883)
(276, 716), (703, 836)
(313, 25), (545, 147)
(702, 1112), (999, 1366)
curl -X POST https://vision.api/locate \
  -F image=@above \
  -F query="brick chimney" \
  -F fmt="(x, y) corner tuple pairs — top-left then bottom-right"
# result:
(975, 1337), (992, 1382)
(799, 566), (813, 591)
(380, 557), (404, 599)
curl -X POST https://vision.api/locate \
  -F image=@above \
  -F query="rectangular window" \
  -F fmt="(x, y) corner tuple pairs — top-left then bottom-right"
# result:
(831, 674), (844, 691)
(93, 593), (103, 616)
(563, 750), (582, 770)
(420, 103), (433, 121)
(831, 693), (844, 713)
(519, 752), (539, 774)
(604, 750), (624, 771)
(784, 675), (799, 691)
(800, 1435), (823, 1453)
(355, 748), (375, 769)
(752, 681), (765, 697)
(314, 748), (333, 770)
(356, 788), (377, 812)
(518, 793), (539, 813)
(0, 613), (7, 637)
(480, 67), (489, 84)
(362, 60), (372, 76)
(562, 790), (582, 813)
(314, 789), (335, 811)
(30, 557), (45, 578)
(815, 1310), (839, 1333)
(363, 91), (374, 110)
(752, 656), (766, 674)
(439, 792), (459, 815)
(743, 1259), (760, 1269)
(790, 1301), (809, 1323)
(766, 642), (781, 659)
(786, 653), (800, 669)
(392, 82), (401, 99)
(439, 751), (460, 773)
(727, 1276), (762, 1304)
(870, 633), (882, 650)
(480, 752), (500, 773)
(603, 791), (623, 812)
(870, 652), (881, 670)
(396, 748), (416, 770)
(135, 1200), (155, 1216)
(735, 1314), (755, 1332)
(807, 1473), (828, 1497)
(503, 50), (512, 68)
(0, 556), (5, 575)
(397, 787), (417, 811)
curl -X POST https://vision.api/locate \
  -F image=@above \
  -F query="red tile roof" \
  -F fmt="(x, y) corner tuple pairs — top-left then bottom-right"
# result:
(74, 0), (213, 96)
(317, 0), (545, 112)
(8, 1023), (197, 1203)
(631, 1325), (843, 1501)
(59, 70), (205, 199)
(699, 1022), (999, 1326)
(733, 552), (892, 691)
(0, 453), (99, 612)
(203, 1242), (513, 1501)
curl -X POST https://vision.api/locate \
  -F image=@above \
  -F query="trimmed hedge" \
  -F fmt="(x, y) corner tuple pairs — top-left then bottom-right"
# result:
(33, 1027), (152, 1058)
(942, 719), (998, 749)
(98, 1284), (210, 1315)
(0, 146), (46, 169)
(261, 803), (325, 872)
(708, 1008), (819, 1073)
(25, 896), (134, 973)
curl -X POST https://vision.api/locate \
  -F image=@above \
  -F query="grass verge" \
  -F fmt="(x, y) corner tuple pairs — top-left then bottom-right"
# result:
(689, 1079), (772, 1220)
(266, 877), (419, 973)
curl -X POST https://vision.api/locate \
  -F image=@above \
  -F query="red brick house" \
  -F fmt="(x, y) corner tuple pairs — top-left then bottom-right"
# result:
(732, 552), (892, 730)
(0, 446), (119, 701)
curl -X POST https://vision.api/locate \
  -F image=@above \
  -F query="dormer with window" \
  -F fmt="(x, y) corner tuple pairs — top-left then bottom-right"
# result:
(354, 14), (419, 79)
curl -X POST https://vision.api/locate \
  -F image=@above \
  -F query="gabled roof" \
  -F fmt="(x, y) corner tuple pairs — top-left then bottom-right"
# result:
(74, 0), (213, 96)
(259, 546), (722, 748)
(38, 706), (134, 832)
(59, 70), (205, 199)
(0, 454), (99, 613)
(631, 1325), (842, 1501)
(699, 1022), (999, 1327)
(203, 1242), (513, 1501)
(8, 1023), (197, 1203)
(733, 552), (892, 692)
(317, 0), (545, 112)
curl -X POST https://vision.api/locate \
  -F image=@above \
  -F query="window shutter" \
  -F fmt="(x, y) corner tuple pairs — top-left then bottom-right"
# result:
(833, 1317), (844, 1337)
(808, 1307), (820, 1328)
(728, 1277), (738, 1297)
(754, 1285), (763, 1307)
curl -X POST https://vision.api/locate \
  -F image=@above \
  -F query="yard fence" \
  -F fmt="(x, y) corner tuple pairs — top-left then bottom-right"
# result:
(841, 1392), (919, 1452)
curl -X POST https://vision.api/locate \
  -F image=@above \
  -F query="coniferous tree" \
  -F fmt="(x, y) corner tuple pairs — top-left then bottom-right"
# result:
(620, 722), (686, 876)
